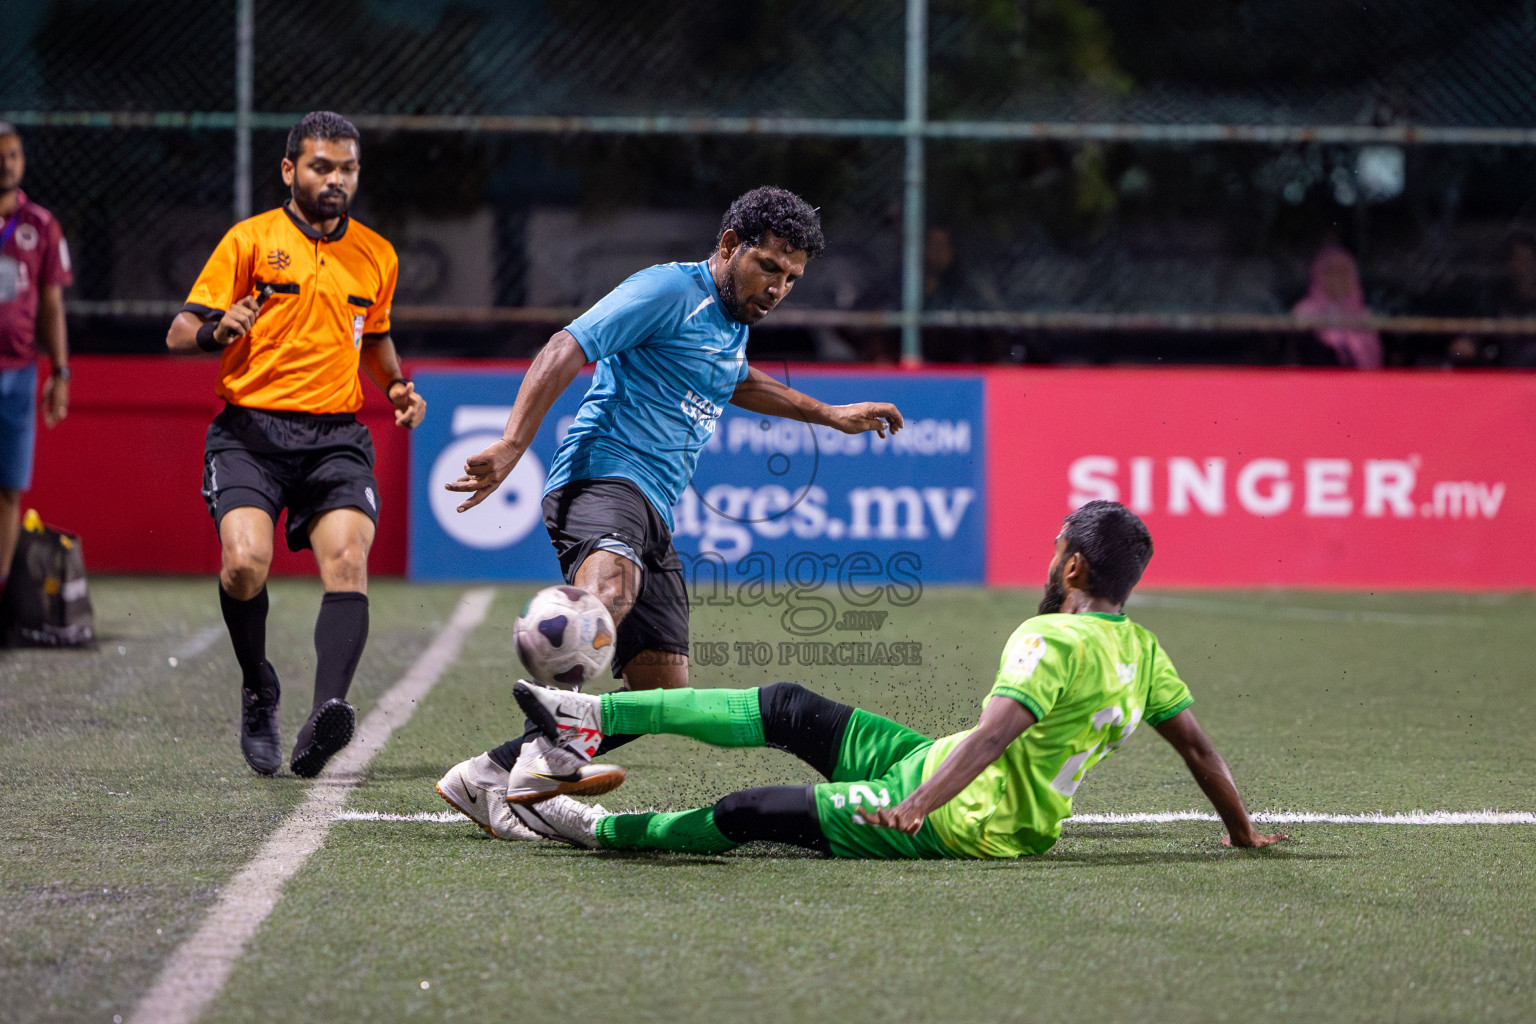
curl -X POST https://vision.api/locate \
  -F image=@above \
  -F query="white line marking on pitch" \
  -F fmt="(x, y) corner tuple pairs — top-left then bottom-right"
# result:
(173, 624), (227, 660)
(338, 810), (469, 822)
(127, 587), (496, 1024)
(1073, 810), (1536, 825)
(338, 809), (1536, 826)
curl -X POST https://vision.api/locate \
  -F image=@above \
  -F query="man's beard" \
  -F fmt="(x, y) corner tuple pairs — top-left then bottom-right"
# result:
(717, 248), (749, 322)
(1038, 562), (1067, 615)
(292, 183), (349, 222)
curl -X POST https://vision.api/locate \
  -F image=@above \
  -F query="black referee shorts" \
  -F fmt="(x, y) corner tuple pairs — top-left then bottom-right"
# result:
(201, 403), (380, 553)
(541, 477), (689, 676)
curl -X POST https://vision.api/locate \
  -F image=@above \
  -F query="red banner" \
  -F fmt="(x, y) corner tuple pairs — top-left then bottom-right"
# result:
(986, 368), (1536, 589)
(26, 356), (410, 576)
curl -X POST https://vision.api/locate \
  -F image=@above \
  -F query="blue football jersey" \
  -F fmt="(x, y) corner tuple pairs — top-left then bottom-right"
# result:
(544, 260), (749, 528)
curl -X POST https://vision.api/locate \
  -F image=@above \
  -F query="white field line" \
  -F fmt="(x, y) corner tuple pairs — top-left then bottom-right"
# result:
(338, 810), (469, 822)
(174, 589), (283, 660)
(127, 587), (496, 1024)
(173, 624), (227, 660)
(1073, 810), (1536, 825)
(1130, 593), (1487, 628)
(339, 808), (1536, 826)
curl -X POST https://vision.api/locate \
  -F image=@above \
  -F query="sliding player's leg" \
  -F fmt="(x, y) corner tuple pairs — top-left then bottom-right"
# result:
(512, 680), (869, 779)
(520, 772), (949, 859)
(511, 785), (829, 855)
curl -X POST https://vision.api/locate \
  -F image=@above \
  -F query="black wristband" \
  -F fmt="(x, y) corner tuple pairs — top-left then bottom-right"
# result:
(195, 321), (226, 353)
(387, 377), (411, 396)
(50, 365), (71, 381)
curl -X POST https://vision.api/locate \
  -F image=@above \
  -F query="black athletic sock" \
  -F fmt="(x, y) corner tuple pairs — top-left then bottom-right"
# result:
(485, 723), (640, 772)
(219, 583), (269, 690)
(487, 721), (541, 771)
(758, 682), (856, 780)
(313, 591), (369, 709)
(713, 785), (831, 854)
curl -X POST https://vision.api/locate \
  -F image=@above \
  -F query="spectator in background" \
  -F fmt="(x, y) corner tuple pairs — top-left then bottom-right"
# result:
(1443, 231), (1536, 368)
(1484, 230), (1536, 367)
(0, 123), (71, 592)
(1293, 244), (1381, 369)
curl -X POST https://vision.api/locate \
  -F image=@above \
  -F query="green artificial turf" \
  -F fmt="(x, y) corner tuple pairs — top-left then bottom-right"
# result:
(3, 581), (1533, 1023)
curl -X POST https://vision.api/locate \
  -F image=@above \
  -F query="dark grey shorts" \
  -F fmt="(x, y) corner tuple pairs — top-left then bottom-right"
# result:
(541, 477), (688, 676)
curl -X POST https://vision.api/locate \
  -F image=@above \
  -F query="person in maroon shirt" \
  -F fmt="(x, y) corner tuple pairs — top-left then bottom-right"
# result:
(0, 123), (72, 588)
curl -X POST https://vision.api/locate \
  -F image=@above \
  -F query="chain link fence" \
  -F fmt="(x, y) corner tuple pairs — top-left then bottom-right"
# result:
(5, 0), (1536, 365)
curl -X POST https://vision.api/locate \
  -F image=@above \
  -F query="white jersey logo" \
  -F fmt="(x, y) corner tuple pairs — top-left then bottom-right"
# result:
(681, 388), (723, 435)
(1116, 662), (1137, 685)
(684, 296), (715, 322)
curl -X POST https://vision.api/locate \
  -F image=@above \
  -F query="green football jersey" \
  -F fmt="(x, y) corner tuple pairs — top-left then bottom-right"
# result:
(923, 612), (1194, 858)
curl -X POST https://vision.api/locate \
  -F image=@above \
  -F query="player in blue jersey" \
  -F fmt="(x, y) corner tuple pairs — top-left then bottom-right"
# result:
(435, 187), (904, 841)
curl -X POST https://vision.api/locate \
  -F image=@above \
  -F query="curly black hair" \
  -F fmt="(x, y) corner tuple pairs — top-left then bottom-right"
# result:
(1060, 500), (1154, 605)
(285, 111), (360, 164)
(717, 186), (825, 260)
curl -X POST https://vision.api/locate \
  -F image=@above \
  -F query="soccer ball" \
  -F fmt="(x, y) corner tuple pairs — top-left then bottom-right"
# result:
(514, 585), (616, 687)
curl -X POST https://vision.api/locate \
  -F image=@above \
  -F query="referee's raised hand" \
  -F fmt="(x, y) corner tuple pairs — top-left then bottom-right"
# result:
(214, 294), (263, 346)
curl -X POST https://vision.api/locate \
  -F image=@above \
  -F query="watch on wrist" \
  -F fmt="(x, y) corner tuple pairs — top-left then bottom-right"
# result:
(50, 365), (71, 381)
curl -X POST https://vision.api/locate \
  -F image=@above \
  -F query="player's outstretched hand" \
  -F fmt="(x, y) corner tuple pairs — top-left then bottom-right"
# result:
(390, 381), (426, 429)
(825, 401), (904, 438)
(444, 438), (520, 513)
(854, 802), (926, 836)
(1222, 832), (1290, 849)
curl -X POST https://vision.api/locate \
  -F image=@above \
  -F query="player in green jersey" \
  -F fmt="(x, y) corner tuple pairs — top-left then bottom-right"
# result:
(502, 500), (1288, 857)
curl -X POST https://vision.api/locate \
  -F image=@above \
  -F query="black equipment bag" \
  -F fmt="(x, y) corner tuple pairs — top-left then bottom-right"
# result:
(1, 509), (95, 647)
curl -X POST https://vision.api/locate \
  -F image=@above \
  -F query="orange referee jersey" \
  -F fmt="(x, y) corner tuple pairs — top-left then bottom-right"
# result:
(182, 205), (398, 414)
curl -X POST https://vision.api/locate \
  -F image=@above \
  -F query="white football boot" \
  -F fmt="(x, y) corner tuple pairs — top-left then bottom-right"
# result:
(512, 679), (606, 755)
(508, 794), (607, 849)
(505, 733), (626, 804)
(435, 753), (538, 842)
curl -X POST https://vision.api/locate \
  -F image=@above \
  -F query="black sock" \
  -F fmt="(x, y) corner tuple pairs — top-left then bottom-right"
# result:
(313, 591), (369, 710)
(758, 682), (856, 780)
(487, 721), (540, 771)
(219, 584), (269, 690)
(485, 722), (639, 771)
(594, 733), (638, 756)
(713, 785), (830, 854)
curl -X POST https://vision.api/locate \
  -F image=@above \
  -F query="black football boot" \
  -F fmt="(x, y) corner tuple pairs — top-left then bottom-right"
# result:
(240, 661), (282, 776)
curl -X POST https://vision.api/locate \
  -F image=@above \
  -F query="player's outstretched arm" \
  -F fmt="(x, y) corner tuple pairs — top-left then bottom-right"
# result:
(859, 697), (1036, 835)
(1153, 710), (1288, 849)
(444, 330), (587, 512)
(730, 365), (903, 438)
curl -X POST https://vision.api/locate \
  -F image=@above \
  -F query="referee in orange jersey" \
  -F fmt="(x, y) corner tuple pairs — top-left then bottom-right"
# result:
(167, 112), (426, 778)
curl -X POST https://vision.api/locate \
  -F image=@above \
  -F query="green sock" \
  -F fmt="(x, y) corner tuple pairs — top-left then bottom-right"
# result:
(595, 809), (737, 854)
(599, 687), (765, 747)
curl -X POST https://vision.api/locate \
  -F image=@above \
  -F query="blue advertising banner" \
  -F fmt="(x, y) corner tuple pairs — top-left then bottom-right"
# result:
(410, 369), (986, 584)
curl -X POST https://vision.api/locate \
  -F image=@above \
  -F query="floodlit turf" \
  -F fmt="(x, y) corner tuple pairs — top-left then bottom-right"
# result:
(3, 580), (1534, 1023)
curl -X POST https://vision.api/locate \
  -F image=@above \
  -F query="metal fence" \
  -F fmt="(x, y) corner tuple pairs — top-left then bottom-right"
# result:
(5, 0), (1536, 366)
